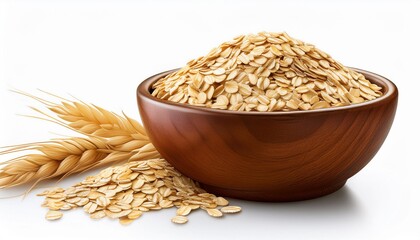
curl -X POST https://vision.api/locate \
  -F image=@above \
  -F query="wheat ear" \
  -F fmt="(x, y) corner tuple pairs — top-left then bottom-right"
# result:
(0, 91), (160, 188)
(0, 137), (135, 189)
(13, 90), (161, 160)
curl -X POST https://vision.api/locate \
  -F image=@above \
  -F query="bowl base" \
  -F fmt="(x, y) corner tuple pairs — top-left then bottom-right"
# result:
(200, 180), (347, 202)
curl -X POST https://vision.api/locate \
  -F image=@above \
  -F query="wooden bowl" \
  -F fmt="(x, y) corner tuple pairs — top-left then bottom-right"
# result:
(136, 68), (398, 201)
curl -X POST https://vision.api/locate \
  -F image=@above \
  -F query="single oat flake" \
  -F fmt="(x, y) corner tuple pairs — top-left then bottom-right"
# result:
(171, 216), (188, 224)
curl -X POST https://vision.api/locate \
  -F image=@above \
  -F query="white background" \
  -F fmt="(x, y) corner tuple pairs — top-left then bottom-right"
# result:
(0, 0), (419, 239)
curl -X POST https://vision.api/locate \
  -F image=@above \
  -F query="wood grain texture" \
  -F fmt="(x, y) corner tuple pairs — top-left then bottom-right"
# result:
(137, 68), (398, 202)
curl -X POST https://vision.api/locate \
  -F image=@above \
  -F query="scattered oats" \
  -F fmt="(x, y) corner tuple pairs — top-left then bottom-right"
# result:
(159, 199), (173, 208)
(220, 206), (242, 214)
(132, 178), (145, 189)
(171, 216), (188, 224)
(45, 210), (63, 221)
(48, 193), (66, 199)
(108, 210), (131, 219)
(152, 32), (382, 111)
(107, 205), (122, 213)
(86, 202), (98, 214)
(127, 210), (143, 220)
(90, 210), (106, 219)
(206, 208), (223, 218)
(176, 206), (192, 216)
(60, 203), (72, 211)
(215, 197), (229, 206)
(188, 205), (200, 210)
(76, 197), (89, 206)
(66, 197), (81, 204)
(119, 217), (134, 225)
(96, 196), (110, 207)
(40, 158), (241, 225)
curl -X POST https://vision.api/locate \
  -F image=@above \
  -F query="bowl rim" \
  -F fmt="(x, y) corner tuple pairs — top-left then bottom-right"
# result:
(137, 67), (398, 116)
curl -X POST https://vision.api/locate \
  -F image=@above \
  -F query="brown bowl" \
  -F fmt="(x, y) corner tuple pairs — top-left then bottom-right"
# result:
(136, 68), (398, 201)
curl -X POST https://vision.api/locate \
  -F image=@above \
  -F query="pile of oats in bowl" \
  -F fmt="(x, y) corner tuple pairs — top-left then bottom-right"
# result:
(152, 32), (382, 111)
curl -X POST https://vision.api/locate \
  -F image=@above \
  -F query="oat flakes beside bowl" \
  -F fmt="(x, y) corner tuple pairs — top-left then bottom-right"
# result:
(137, 32), (398, 201)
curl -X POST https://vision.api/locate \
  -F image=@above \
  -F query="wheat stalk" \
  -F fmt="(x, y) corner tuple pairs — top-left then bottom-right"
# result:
(0, 91), (160, 188)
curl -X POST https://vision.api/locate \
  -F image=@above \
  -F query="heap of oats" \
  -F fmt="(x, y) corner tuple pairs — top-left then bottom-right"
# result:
(39, 158), (241, 225)
(152, 32), (382, 111)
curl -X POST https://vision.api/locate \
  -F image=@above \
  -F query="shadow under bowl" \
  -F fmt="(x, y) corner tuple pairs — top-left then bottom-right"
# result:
(136, 68), (398, 202)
